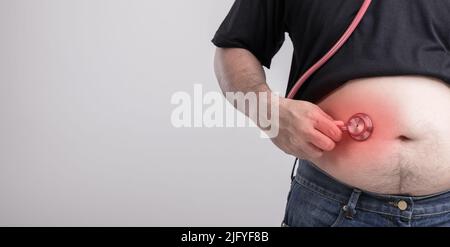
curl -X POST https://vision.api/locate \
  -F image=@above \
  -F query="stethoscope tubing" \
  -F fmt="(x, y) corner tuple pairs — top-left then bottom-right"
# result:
(287, 0), (372, 99)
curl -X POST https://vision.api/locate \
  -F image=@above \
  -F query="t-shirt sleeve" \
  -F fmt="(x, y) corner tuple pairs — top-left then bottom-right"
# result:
(212, 0), (286, 68)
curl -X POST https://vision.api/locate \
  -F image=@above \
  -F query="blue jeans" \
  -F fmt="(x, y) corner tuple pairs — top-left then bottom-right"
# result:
(282, 159), (450, 227)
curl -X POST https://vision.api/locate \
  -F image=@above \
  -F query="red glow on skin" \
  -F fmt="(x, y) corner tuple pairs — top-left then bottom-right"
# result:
(315, 89), (403, 169)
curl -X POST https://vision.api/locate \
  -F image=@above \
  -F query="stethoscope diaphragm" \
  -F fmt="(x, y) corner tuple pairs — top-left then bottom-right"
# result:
(340, 113), (374, 141)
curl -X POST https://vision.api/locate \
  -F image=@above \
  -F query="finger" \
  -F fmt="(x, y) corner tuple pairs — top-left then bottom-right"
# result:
(307, 130), (336, 152)
(314, 115), (343, 142)
(334, 120), (345, 127)
(334, 120), (347, 131)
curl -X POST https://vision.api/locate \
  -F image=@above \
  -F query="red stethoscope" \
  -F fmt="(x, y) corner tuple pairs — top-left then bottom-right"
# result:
(287, 0), (373, 142)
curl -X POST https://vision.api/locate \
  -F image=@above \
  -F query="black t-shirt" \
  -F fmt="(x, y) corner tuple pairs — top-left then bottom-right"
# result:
(212, 0), (450, 103)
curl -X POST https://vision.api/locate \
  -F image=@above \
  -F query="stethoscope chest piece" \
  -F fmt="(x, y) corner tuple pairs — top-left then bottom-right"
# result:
(344, 113), (373, 141)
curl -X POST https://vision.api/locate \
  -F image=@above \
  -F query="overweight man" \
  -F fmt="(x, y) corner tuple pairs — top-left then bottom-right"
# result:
(212, 0), (450, 227)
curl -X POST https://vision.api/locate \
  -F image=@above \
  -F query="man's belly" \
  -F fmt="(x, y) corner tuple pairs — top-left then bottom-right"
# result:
(311, 76), (450, 196)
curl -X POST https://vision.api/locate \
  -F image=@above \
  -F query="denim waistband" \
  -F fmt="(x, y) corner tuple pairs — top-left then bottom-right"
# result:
(295, 159), (450, 218)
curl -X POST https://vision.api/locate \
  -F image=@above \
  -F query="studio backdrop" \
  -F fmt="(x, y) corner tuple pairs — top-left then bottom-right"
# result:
(0, 0), (294, 226)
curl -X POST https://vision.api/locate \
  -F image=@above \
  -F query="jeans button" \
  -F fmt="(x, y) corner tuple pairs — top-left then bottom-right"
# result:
(397, 200), (408, 211)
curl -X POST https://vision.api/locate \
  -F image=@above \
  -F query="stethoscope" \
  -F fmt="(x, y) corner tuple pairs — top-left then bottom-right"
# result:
(287, 0), (373, 142)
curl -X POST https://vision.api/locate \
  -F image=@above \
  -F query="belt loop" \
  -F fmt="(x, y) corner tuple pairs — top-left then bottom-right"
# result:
(291, 158), (299, 182)
(342, 189), (362, 220)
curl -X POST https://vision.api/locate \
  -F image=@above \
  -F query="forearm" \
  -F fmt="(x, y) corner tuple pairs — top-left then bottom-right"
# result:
(214, 48), (275, 123)
(214, 48), (271, 95)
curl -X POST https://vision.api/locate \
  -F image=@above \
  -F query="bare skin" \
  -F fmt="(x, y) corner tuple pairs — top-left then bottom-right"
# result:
(315, 76), (450, 195)
(215, 47), (450, 196)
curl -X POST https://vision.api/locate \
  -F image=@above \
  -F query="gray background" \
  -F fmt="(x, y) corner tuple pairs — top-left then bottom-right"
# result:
(0, 0), (294, 226)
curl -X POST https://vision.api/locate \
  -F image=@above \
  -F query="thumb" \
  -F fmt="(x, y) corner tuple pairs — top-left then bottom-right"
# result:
(334, 120), (345, 127)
